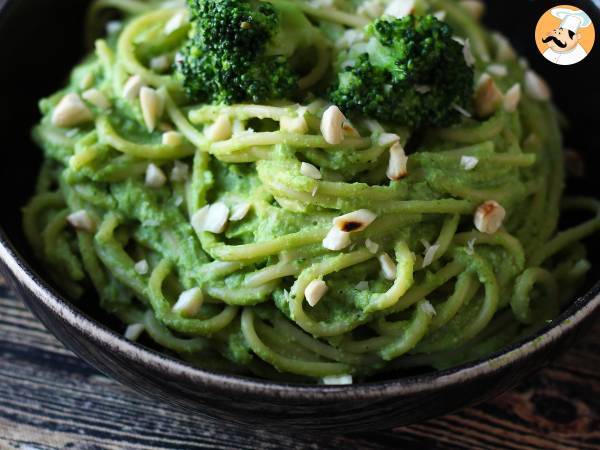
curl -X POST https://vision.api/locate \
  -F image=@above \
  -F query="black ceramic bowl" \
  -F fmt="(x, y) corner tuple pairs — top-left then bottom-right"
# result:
(1, 0), (599, 432)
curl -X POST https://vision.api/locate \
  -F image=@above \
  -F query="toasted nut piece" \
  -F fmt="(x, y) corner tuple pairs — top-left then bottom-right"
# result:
(164, 11), (186, 35)
(460, 155), (479, 171)
(172, 287), (204, 317)
(82, 88), (111, 109)
(355, 281), (369, 291)
(170, 160), (189, 182)
(503, 83), (522, 113)
(206, 115), (232, 141)
(466, 238), (477, 255)
(305, 279), (328, 307)
(204, 202), (230, 234)
(492, 32), (516, 62)
(333, 209), (377, 233)
(322, 374), (353, 385)
(365, 238), (379, 254)
(524, 71), (551, 101)
(378, 133), (400, 146)
(320, 105), (346, 145)
(453, 104), (472, 118)
(162, 130), (183, 147)
(378, 253), (397, 280)
(150, 55), (171, 72)
(322, 227), (351, 251)
(123, 75), (145, 100)
(230, 202), (251, 221)
(475, 74), (504, 118)
(459, 0), (485, 19)
(422, 243), (440, 268)
(386, 142), (408, 180)
(419, 300), (437, 316)
(433, 10), (446, 20)
(124, 323), (145, 341)
(145, 163), (167, 188)
(358, 0), (384, 17)
(140, 87), (164, 132)
(384, 0), (415, 18)
(52, 93), (93, 128)
(67, 209), (95, 232)
(280, 115), (309, 134)
(192, 202), (229, 234)
(134, 259), (149, 275)
(453, 36), (466, 46)
(191, 205), (210, 233)
(474, 200), (506, 234)
(462, 39), (475, 67)
(487, 63), (508, 77)
(300, 162), (322, 180)
(336, 29), (366, 49)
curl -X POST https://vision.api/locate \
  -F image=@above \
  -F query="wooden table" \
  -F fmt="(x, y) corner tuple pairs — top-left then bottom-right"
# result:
(0, 274), (598, 450)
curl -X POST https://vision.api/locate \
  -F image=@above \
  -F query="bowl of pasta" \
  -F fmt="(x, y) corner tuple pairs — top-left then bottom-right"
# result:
(0, 0), (599, 431)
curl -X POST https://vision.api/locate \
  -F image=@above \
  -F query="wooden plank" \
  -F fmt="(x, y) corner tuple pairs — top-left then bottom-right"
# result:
(0, 279), (598, 449)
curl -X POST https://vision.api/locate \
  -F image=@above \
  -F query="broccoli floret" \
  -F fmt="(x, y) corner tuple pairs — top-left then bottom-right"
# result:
(178, 0), (326, 104)
(329, 15), (474, 128)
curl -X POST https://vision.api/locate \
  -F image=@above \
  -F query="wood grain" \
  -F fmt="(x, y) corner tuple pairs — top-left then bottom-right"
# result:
(0, 278), (598, 450)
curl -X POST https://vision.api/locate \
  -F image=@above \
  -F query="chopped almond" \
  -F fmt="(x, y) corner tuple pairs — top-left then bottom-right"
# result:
(305, 280), (328, 307)
(206, 115), (232, 142)
(320, 105), (346, 145)
(140, 87), (164, 132)
(300, 162), (322, 180)
(386, 142), (408, 180)
(123, 75), (145, 100)
(124, 323), (145, 341)
(333, 209), (377, 233)
(474, 200), (506, 234)
(67, 210), (95, 233)
(384, 0), (415, 18)
(503, 83), (522, 113)
(230, 202), (251, 221)
(52, 93), (93, 128)
(322, 227), (351, 251)
(474, 74), (503, 118)
(145, 163), (167, 188)
(82, 88), (111, 109)
(172, 287), (204, 317)
(378, 253), (397, 280)
(524, 71), (551, 101)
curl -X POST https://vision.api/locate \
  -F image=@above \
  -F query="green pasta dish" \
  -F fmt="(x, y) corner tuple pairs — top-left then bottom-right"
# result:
(23, 0), (600, 383)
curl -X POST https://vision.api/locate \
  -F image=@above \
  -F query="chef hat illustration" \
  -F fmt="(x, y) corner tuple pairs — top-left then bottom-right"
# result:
(551, 7), (592, 33)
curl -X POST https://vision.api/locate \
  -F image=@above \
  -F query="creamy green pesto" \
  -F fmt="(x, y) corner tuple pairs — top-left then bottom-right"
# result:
(23, 0), (600, 382)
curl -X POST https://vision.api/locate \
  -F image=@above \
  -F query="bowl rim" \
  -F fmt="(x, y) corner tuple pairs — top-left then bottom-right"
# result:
(1, 227), (599, 400)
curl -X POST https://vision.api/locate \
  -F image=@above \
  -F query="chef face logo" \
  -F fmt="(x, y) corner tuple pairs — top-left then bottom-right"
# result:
(542, 27), (580, 52)
(535, 5), (595, 65)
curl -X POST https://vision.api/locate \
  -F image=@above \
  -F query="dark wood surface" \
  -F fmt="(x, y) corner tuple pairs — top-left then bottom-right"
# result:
(0, 274), (598, 450)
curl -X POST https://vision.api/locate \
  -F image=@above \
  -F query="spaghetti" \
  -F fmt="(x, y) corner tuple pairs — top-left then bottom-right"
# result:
(23, 0), (600, 382)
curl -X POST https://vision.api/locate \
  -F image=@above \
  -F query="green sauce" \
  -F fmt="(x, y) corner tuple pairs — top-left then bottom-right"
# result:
(22, 0), (600, 383)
